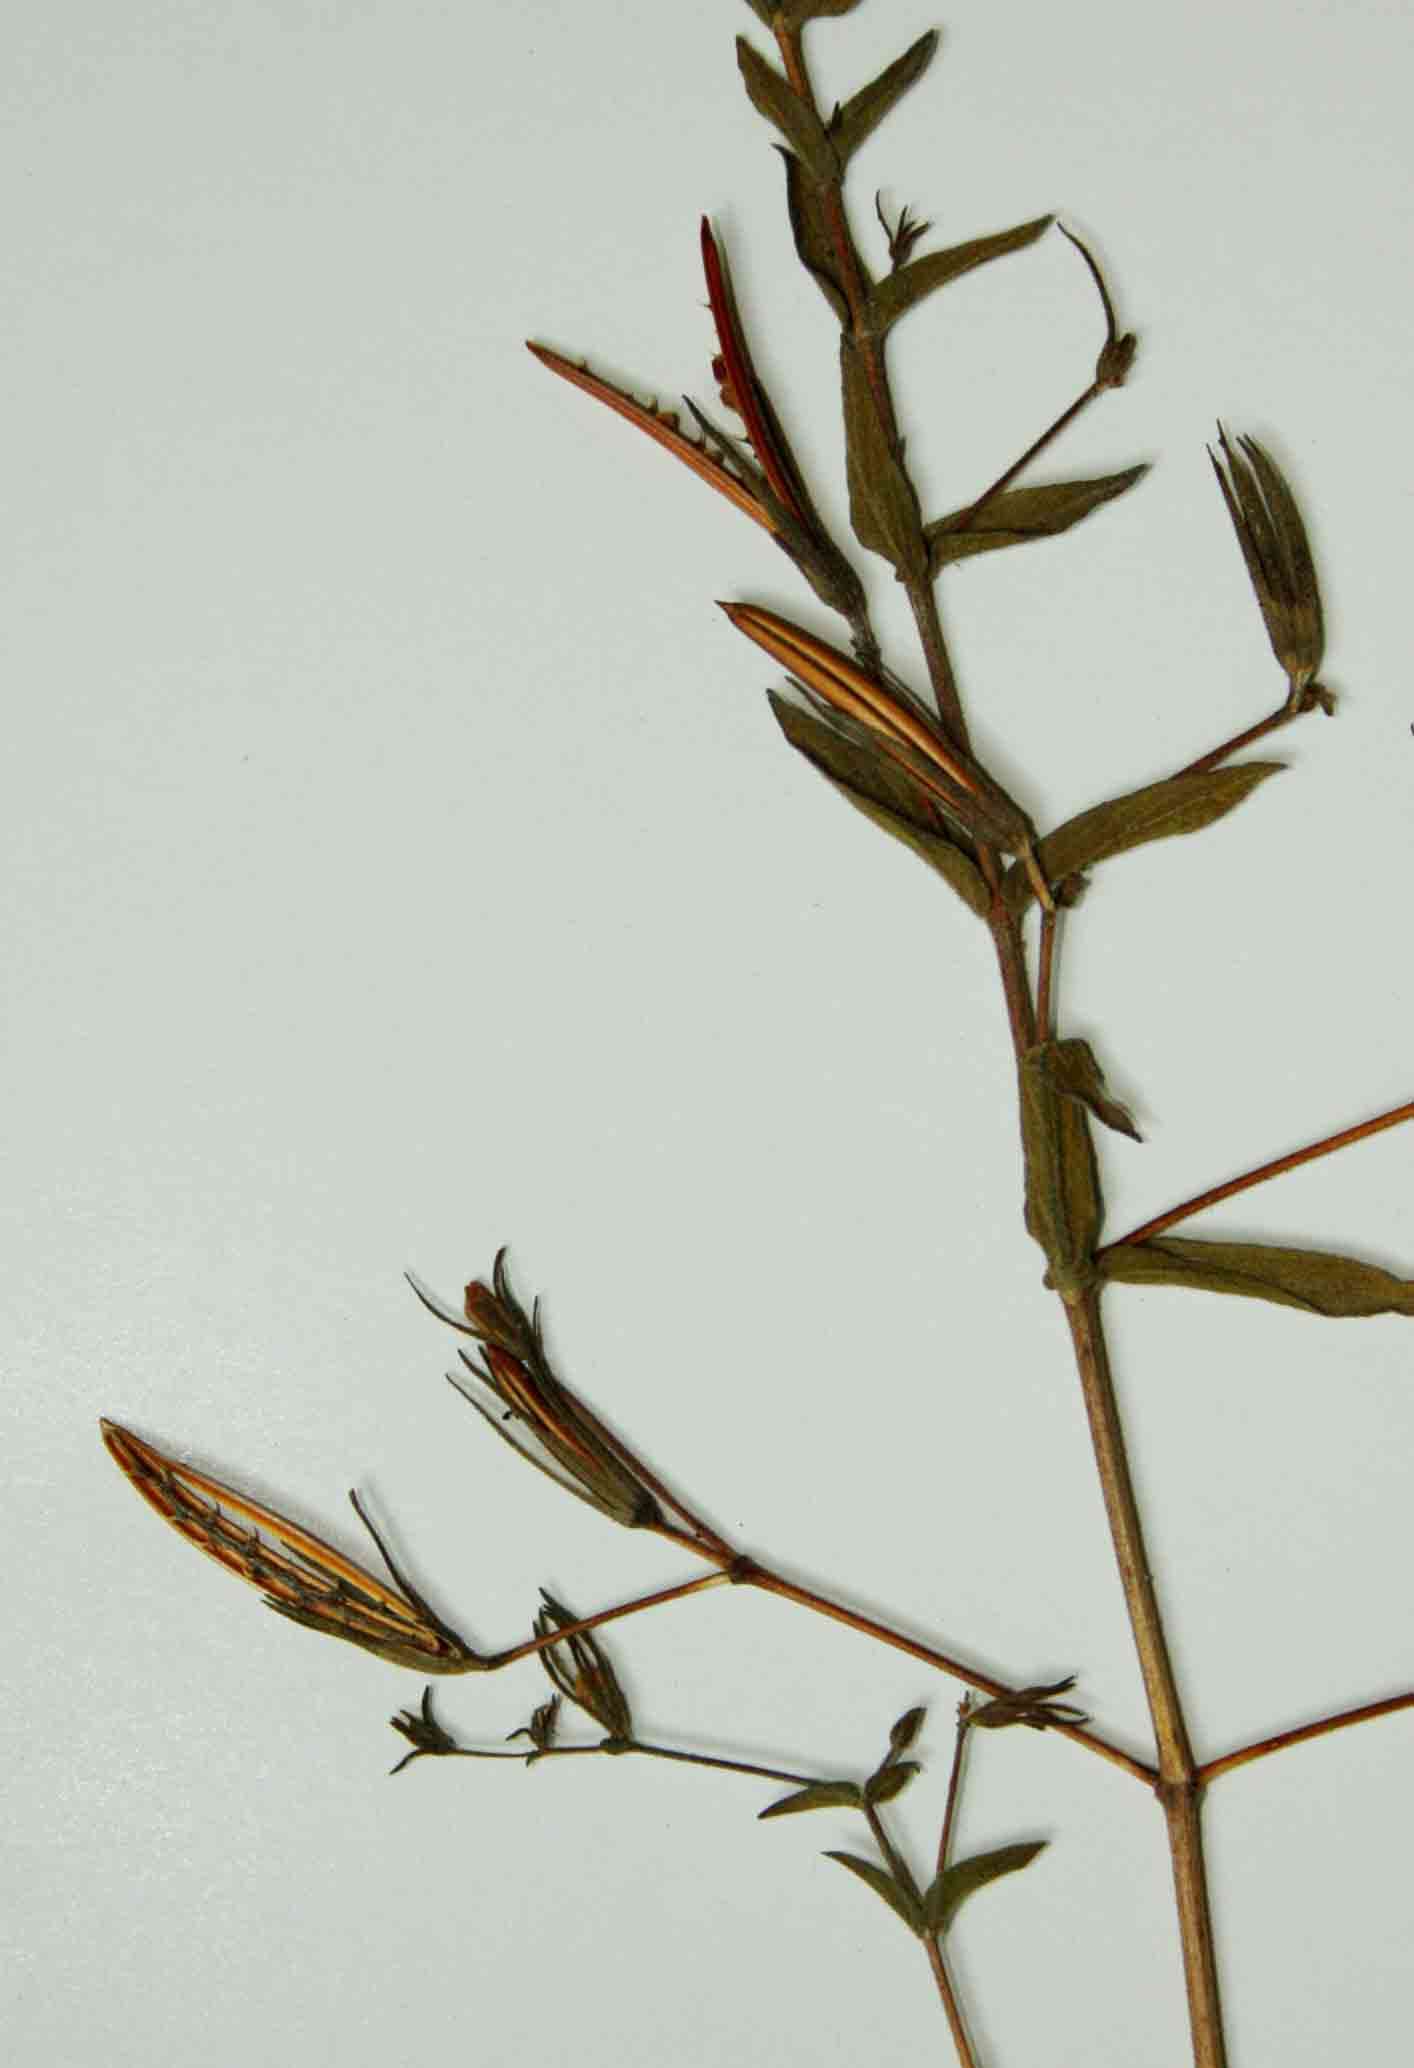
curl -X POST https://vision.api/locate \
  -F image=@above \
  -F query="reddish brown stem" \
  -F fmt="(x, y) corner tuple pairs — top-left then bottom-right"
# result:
(486, 1571), (728, 1669)
(1102, 1096), (1414, 1254)
(1036, 904), (1058, 1038)
(1174, 700), (1300, 776)
(951, 383), (1102, 533)
(1200, 1692), (1414, 1784)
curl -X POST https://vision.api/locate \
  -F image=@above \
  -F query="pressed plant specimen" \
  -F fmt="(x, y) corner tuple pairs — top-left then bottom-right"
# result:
(102, 4), (1414, 2063)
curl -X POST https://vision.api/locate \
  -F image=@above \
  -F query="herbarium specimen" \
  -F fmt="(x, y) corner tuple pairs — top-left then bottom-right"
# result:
(103, 5), (1413, 2064)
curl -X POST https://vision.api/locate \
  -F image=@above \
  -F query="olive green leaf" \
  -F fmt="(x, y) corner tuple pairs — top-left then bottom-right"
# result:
(736, 37), (836, 182)
(1003, 762), (1285, 916)
(1020, 1045), (1104, 1297)
(824, 1852), (927, 1936)
(872, 214), (1054, 335)
(1100, 1238), (1414, 1317)
(926, 466), (1149, 571)
(1037, 1037), (1141, 1142)
(767, 691), (989, 916)
(924, 1841), (1048, 1934)
(865, 1760), (922, 1806)
(759, 1780), (865, 1819)
(830, 32), (939, 164)
(841, 336), (929, 578)
(778, 148), (851, 321)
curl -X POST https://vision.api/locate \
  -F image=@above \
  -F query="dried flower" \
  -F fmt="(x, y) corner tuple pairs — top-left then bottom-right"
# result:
(101, 1419), (482, 1672)
(390, 1686), (461, 1773)
(534, 1591), (634, 1741)
(507, 1695), (562, 1755)
(1209, 426), (1331, 706)
(409, 1251), (665, 1531)
(968, 1676), (1089, 1733)
(720, 599), (1039, 860)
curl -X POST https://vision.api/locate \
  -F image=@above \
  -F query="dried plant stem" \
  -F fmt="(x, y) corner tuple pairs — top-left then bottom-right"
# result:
(863, 1799), (979, 2068)
(741, 1561), (1152, 1784)
(772, 16), (969, 754)
(923, 1936), (979, 2068)
(952, 383), (1103, 532)
(1103, 1095), (1414, 1254)
(485, 1571), (729, 1669)
(1036, 905), (1059, 1038)
(1176, 699), (1304, 775)
(1064, 1290), (1227, 2068)
(936, 1699), (973, 1877)
(623, 1739), (822, 1788)
(1200, 1691), (1414, 1785)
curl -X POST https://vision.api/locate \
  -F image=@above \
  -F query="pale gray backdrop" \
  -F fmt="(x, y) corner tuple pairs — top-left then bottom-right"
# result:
(6, 2), (1413, 2063)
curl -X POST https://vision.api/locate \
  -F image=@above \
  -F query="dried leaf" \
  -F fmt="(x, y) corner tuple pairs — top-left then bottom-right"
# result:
(1020, 1047), (1103, 1297)
(924, 1841), (1048, 1934)
(779, 149), (850, 322)
(767, 692), (989, 915)
(831, 32), (939, 164)
(736, 37), (836, 182)
(865, 1760), (922, 1806)
(759, 1780), (864, 1819)
(872, 214), (1054, 335)
(926, 467), (1148, 570)
(824, 1852), (926, 1937)
(1003, 763), (1284, 916)
(1037, 1037), (1141, 1142)
(1100, 1238), (1414, 1317)
(841, 336), (928, 578)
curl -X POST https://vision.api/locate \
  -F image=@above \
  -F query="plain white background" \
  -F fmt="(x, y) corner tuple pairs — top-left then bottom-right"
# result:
(6, 2), (1414, 2062)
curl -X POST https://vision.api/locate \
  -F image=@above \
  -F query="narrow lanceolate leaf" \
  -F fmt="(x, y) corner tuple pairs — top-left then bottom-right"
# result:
(779, 150), (850, 321)
(767, 692), (989, 916)
(100, 1421), (482, 1673)
(1020, 1046), (1104, 1297)
(736, 37), (836, 181)
(527, 345), (776, 533)
(1100, 1239), (1414, 1317)
(924, 1841), (1048, 1935)
(865, 1760), (922, 1806)
(926, 467), (1149, 571)
(824, 1852), (927, 1937)
(830, 31), (939, 164)
(1003, 762), (1285, 915)
(759, 1780), (864, 1819)
(872, 214), (1054, 334)
(1038, 1037), (1142, 1141)
(841, 336), (929, 578)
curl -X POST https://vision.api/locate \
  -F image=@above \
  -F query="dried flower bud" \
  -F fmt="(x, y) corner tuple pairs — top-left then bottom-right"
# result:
(390, 1686), (461, 1773)
(720, 600), (1037, 857)
(507, 1695), (562, 1756)
(101, 1420), (483, 1673)
(1209, 426), (1327, 700)
(968, 1676), (1088, 1733)
(410, 1252), (665, 1532)
(534, 1592), (634, 1742)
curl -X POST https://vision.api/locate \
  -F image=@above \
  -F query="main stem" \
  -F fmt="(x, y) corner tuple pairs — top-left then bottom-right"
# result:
(1063, 1289), (1226, 2068)
(772, 22), (1228, 2060)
